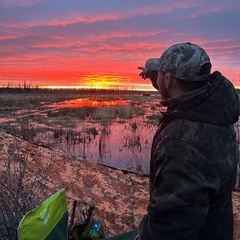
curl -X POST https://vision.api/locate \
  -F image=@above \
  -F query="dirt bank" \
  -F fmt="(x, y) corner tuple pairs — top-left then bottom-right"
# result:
(0, 130), (239, 238)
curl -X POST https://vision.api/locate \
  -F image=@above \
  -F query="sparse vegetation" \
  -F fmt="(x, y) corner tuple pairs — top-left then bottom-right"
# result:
(48, 107), (94, 119)
(0, 135), (54, 239)
(0, 89), (164, 176)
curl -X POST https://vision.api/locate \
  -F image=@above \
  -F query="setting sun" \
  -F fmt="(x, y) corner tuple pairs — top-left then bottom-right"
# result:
(0, 1), (240, 89)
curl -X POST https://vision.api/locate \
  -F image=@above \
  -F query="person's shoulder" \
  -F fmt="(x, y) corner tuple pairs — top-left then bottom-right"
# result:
(161, 118), (194, 138)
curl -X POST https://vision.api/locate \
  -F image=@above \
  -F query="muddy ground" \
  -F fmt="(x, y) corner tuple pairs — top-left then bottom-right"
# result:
(0, 130), (240, 239)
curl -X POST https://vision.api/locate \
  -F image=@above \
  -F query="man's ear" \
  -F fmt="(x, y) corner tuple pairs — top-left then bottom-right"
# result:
(164, 73), (173, 89)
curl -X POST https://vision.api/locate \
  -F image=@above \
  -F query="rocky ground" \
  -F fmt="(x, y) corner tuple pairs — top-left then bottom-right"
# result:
(0, 130), (240, 239)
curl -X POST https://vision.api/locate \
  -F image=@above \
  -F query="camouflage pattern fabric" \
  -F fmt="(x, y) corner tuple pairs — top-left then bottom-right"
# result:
(146, 42), (211, 81)
(139, 71), (239, 240)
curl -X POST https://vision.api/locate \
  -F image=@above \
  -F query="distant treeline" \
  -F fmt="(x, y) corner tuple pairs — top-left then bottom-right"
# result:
(0, 86), (153, 96)
(0, 85), (238, 95)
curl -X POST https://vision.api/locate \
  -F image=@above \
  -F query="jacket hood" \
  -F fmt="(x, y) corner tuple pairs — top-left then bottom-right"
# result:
(161, 71), (239, 126)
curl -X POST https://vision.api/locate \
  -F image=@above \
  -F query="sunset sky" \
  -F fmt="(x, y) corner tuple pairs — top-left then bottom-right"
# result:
(1, 0), (240, 90)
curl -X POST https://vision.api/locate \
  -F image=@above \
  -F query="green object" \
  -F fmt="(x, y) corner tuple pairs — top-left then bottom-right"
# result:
(80, 219), (104, 240)
(18, 189), (68, 240)
(89, 229), (99, 238)
(102, 230), (138, 240)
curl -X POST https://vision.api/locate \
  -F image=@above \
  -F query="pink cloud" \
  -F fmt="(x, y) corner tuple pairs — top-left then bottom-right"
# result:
(1, 0), (239, 89)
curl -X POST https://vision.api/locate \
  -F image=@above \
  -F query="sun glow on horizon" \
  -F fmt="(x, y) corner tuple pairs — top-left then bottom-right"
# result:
(0, 69), (157, 91)
(1, 0), (240, 90)
(0, 67), (239, 91)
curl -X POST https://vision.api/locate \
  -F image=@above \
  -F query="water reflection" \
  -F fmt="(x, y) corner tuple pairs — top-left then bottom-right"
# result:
(2, 95), (162, 174)
(36, 119), (157, 174)
(49, 99), (129, 108)
(98, 125), (111, 164)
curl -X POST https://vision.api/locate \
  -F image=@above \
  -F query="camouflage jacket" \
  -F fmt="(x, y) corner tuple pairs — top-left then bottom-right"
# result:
(139, 71), (240, 240)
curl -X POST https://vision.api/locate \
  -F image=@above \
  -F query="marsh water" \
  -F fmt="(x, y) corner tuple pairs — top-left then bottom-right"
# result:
(42, 97), (161, 174)
(1, 91), (239, 175)
(0, 92), (163, 174)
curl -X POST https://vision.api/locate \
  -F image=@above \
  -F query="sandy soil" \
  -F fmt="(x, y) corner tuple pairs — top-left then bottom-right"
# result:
(0, 130), (239, 238)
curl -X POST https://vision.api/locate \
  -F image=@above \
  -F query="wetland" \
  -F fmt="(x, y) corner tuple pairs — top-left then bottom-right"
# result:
(0, 88), (164, 174)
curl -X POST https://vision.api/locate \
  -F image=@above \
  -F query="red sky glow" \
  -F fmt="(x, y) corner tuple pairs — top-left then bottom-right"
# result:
(0, 0), (240, 90)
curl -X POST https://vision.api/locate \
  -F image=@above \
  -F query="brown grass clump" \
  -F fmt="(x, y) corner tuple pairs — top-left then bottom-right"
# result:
(47, 107), (95, 119)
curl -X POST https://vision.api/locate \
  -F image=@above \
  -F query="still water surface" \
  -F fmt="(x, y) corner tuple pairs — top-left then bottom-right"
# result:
(40, 97), (162, 174)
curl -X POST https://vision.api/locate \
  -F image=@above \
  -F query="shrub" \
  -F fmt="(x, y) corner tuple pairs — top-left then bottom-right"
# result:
(0, 136), (53, 239)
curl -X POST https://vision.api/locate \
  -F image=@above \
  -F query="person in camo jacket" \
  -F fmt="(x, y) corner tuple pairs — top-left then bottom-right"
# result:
(137, 42), (239, 240)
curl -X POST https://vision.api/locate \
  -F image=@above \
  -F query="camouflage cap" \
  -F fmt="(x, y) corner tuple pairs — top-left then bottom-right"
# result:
(145, 42), (211, 81)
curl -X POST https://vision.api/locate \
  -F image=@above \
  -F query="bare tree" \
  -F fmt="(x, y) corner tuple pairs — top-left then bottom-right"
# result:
(0, 137), (54, 239)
